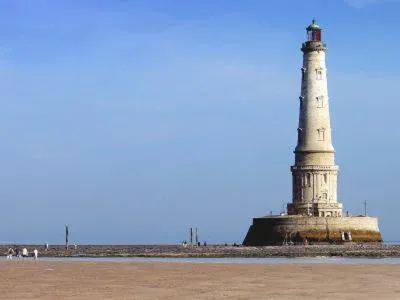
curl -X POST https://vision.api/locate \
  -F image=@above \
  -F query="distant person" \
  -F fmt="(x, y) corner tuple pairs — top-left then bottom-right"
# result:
(15, 248), (21, 259)
(45, 243), (49, 251)
(6, 247), (14, 260)
(33, 249), (38, 260)
(22, 248), (28, 258)
(203, 241), (207, 247)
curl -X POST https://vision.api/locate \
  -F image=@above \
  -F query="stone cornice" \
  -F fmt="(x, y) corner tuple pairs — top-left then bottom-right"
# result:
(291, 165), (339, 171)
(301, 41), (327, 53)
(294, 150), (335, 154)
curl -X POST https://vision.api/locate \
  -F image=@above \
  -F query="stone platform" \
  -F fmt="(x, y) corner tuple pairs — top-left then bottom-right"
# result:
(243, 215), (382, 246)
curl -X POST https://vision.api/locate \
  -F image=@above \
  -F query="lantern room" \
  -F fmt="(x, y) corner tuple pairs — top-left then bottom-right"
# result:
(306, 19), (321, 42)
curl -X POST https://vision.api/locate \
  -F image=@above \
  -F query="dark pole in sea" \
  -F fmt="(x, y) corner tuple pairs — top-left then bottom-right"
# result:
(65, 225), (69, 250)
(190, 227), (193, 245)
(363, 200), (367, 216)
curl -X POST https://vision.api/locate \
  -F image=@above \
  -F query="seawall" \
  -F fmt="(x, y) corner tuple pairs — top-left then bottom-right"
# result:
(243, 215), (382, 246)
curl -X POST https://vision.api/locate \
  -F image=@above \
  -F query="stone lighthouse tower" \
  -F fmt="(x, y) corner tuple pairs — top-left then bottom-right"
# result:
(243, 20), (382, 245)
(287, 20), (343, 217)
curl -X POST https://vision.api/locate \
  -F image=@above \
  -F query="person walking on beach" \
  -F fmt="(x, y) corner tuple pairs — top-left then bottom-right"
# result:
(22, 248), (28, 258)
(6, 247), (14, 260)
(15, 248), (21, 259)
(33, 249), (38, 260)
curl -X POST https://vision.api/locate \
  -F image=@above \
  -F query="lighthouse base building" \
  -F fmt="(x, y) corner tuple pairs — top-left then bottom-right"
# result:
(243, 20), (381, 245)
(243, 215), (381, 245)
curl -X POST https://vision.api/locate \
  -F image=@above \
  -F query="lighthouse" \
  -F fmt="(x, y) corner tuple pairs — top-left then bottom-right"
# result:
(287, 20), (343, 217)
(242, 20), (382, 245)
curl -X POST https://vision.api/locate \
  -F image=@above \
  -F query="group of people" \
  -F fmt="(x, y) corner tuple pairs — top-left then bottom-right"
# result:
(6, 247), (38, 260)
(181, 241), (207, 247)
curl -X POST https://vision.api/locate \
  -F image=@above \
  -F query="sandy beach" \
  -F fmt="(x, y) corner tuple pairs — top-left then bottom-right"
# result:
(1, 261), (399, 299)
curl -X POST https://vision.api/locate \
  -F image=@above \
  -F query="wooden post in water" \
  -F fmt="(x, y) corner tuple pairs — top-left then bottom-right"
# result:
(363, 200), (368, 216)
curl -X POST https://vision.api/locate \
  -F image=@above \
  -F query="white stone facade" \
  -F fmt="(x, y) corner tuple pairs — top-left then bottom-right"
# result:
(288, 22), (343, 217)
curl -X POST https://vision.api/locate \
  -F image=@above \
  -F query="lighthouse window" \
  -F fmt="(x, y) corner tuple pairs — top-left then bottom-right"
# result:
(317, 128), (325, 141)
(301, 67), (306, 81)
(304, 173), (311, 187)
(316, 68), (323, 80)
(297, 128), (303, 143)
(316, 95), (324, 108)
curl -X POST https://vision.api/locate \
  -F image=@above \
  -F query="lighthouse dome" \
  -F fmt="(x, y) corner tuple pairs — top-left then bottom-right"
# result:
(306, 19), (321, 31)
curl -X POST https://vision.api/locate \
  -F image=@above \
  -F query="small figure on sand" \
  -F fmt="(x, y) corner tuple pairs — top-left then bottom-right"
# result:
(33, 249), (38, 260)
(22, 248), (28, 258)
(15, 248), (22, 259)
(6, 247), (14, 260)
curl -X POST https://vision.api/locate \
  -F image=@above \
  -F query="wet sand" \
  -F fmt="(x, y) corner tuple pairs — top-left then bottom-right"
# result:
(1, 261), (399, 299)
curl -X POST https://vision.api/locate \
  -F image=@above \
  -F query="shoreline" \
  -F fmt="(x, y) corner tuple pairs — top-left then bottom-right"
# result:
(3, 243), (400, 258)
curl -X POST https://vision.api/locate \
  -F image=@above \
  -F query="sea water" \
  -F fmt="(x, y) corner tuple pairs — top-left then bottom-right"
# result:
(6, 256), (400, 264)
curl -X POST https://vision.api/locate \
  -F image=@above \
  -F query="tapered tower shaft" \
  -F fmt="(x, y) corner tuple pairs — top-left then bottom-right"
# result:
(288, 20), (343, 217)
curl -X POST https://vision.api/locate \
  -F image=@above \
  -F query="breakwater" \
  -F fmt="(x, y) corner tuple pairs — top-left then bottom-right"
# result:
(2, 244), (400, 258)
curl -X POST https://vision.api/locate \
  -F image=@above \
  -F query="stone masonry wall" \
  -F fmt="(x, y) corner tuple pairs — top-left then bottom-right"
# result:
(243, 215), (381, 246)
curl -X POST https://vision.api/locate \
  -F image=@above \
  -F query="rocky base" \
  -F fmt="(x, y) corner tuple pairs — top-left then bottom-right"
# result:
(243, 215), (382, 246)
(3, 243), (400, 258)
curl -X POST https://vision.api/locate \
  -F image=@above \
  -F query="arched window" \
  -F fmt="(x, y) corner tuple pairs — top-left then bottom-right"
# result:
(297, 128), (303, 143)
(301, 67), (306, 82)
(315, 68), (323, 80)
(316, 95), (324, 108)
(317, 128), (325, 141)
(299, 96), (304, 109)
(307, 173), (311, 187)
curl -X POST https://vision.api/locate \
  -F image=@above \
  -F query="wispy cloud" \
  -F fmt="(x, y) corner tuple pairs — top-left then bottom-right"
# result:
(344, 0), (400, 8)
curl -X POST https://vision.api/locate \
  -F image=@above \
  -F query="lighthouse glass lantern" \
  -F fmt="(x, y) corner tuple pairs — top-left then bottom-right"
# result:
(307, 19), (321, 41)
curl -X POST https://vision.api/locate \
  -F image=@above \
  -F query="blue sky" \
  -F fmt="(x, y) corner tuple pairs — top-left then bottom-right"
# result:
(0, 0), (399, 244)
